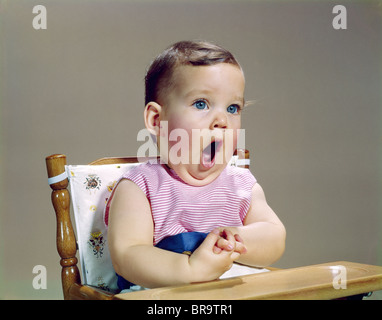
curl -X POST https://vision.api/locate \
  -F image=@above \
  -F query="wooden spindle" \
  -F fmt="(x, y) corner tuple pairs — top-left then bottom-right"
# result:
(46, 154), (80, 299)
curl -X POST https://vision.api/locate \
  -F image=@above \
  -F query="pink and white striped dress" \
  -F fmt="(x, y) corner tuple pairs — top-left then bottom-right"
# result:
(105, 162), (256, 245)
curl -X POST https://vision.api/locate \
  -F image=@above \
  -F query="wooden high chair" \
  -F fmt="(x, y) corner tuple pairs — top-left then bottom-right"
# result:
(46, 150), (382, 300)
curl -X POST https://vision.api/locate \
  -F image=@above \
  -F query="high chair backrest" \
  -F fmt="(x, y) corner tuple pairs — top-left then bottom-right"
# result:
(46, 150), (250, 299)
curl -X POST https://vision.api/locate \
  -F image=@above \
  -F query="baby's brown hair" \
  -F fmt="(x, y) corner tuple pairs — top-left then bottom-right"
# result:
(145, 40), (241, 105)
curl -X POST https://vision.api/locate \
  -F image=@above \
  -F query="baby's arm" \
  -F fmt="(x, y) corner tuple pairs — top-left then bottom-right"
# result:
(220, 183), (286, 268)
(108, 179), (240, 288)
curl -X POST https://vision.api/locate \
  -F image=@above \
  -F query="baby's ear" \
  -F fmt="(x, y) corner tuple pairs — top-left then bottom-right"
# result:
(144, 101), (162, 137)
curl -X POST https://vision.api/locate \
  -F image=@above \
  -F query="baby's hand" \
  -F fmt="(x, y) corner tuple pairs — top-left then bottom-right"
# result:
(188, 229), (244, 282)
(213, 228), (247, 256)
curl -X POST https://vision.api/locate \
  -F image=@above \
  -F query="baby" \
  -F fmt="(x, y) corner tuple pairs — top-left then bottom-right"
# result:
(106, 40), (286, 290)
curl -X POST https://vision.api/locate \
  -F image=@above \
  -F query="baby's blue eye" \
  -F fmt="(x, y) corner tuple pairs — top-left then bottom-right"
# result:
(227, 104), (240, 114)
(193, 100), (208, 110)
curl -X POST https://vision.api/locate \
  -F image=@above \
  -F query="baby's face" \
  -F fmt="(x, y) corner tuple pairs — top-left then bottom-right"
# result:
(158, 63), (245, 186)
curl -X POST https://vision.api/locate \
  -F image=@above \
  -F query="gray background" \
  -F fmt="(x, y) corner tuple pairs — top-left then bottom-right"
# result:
(1, 0), (381, 299)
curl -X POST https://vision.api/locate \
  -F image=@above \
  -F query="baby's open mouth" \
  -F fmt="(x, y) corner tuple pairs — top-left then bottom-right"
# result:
(201, 140), (222, 168)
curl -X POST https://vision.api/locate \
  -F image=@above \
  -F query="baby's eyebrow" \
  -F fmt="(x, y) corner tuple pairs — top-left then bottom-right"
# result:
(184, 89), (213, 99)
(229, 96), (245, 107)
(233, 96), (245, 104)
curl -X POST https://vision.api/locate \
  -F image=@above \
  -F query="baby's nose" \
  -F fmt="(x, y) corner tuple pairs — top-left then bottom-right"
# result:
(211, 112), (227, 129)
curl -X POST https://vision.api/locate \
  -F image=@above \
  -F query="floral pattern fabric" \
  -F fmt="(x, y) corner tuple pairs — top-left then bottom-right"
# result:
(66, 163), (139, 292)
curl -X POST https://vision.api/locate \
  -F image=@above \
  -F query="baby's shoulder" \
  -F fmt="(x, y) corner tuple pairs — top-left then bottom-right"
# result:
(122, 161), (161, 177)
(225, 165), (255, 177)
(121, 161), (169, 189)
(223, 165), (257, 186)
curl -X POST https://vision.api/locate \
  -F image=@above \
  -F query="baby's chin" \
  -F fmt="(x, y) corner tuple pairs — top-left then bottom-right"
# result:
(169, 162), (227, 187)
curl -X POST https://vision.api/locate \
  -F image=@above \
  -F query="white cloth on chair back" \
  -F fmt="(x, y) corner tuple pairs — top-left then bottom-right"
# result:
(66, 163), (140, 292)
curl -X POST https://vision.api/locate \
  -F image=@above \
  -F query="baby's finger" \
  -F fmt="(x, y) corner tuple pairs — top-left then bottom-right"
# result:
(221, 229), (236, 249)
(233, 240), (247, 254)
(234, 234), (244, 243)
(230, 251), (241, 261)
(215, 229), (239, 251)
(213, 245), (222, 254)
(201, 228), (221, 250)
(215, 237), (234, 251)
(216, 237), (246, 254)
(233, 234), (247, 254)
